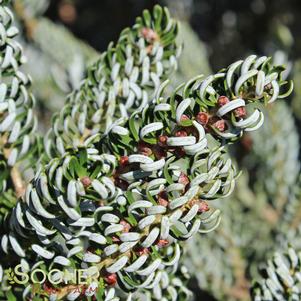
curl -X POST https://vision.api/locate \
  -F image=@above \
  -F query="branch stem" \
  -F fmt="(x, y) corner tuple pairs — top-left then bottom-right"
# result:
(3, 146), (26, 199)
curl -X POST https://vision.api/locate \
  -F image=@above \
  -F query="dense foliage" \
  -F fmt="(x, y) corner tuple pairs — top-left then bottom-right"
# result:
(0, 1), (300, 300)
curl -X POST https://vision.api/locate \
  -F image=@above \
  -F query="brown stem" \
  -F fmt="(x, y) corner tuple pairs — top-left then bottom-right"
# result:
(10, 165), (26, 198)
(13, 0), (38, 39)
(3, 146), (26, 199)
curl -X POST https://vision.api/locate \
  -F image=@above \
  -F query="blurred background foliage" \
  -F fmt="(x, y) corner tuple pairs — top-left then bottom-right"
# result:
(12, 0), (301, 300)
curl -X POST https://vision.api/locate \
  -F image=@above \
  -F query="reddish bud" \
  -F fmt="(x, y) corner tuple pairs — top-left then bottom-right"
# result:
(135, 247), (150, 256)
(213, 119), (227, 132)
(196, 112), (209, 125)
(179, 172), (189, 186)
(234, 107), (247, 118)
(158, 135), (168, 146)
(120, 220), (131, 232)
(156, 239), (169, 248)
(218, 96), (230, 106)
(58, 2), (77, 24)
(141, 27), (158, 42)
(175, 130), (188, 137)
(104, 273), (117, 286)
(81, 176), (92, 188)
(180, 114), (190, 122)
(158, 197), (169, 207)
(119, 156), (129, 166)
(198, 201), (210, 213)
(112, 236), (120, 243)
(138, 141), (152, 156)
